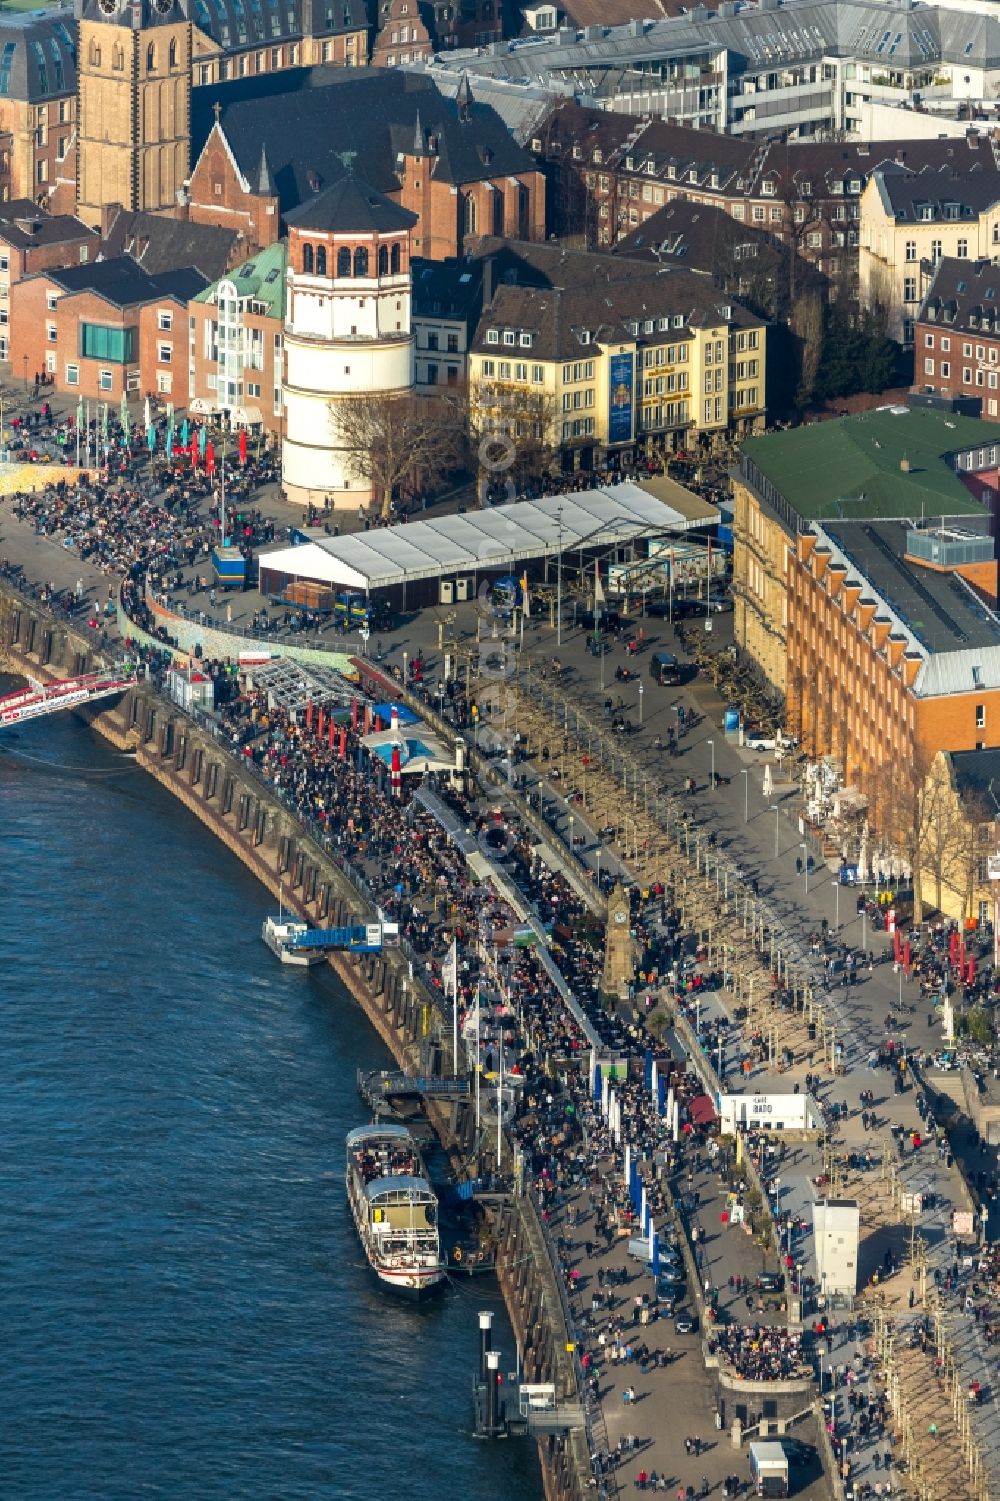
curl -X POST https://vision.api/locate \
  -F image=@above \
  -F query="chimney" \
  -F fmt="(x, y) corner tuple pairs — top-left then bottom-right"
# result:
(900, 456), (910, 473)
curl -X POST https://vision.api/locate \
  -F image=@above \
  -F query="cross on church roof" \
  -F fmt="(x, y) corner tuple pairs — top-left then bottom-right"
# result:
(334, 149), (357, 175)
(213, 100), (222, 123)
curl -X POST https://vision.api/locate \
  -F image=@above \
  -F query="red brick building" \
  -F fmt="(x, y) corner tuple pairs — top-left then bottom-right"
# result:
(184, 67), (544, 261)
(914, 257), (1000, 421)
(10, 257), (207, 401)
(534, 101), (1000, 292)
(0, 200), (98, 363)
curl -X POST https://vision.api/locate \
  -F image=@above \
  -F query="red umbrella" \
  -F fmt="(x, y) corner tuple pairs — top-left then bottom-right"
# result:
(189, 437), (198, 466)
(239, 428), (247, 466)
(205, 440), (215, 477)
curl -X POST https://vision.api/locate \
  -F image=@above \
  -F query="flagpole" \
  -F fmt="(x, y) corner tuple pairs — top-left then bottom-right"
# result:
(474, 982), (481, 1139)
(497, 1020), (503, 1171)
(451, 936), (459, 1077)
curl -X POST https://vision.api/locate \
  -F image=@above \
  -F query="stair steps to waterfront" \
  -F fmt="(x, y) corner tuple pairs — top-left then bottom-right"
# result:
(923, 1070), (966, 1114)
(525, 1403), (585, 1434)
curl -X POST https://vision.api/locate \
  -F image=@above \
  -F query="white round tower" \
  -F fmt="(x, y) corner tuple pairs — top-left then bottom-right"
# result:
(282, 176), (417, 508)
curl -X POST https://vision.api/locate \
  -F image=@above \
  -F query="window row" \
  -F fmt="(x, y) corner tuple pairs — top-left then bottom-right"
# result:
(301, 242), (402, 278)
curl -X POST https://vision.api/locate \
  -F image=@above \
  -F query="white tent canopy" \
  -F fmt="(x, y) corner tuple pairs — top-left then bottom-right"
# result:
(258, 482), (696, 594)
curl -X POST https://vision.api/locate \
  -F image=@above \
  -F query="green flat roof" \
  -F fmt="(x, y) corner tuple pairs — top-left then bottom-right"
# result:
(740, 406), (993, 522)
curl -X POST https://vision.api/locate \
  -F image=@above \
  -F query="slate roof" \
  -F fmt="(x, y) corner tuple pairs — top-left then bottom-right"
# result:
(613, 200), (779, 273)
(948, 747), (1000, 806)
(537, 100), (1000, 202)
(0, 201), (96, 252)
(411, 256), (484, 323)
(192, 67), (537, 216)
(875, 165), (1000, 221)
(471, 268), (762, 363)
(285, 175), (417, 234)
(42, 256), (209, 309)
(101, 210), (240, 281)
(918, 256), (1000, 339)
(0, 10), (77, 103)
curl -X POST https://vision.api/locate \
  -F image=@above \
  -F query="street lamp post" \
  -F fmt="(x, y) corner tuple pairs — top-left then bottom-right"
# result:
(707, 737), (714, 789)
(638, 681), (644, 725)
(771, 804), (779, 859)
(800, 841), (809, 895)
(741, 768), (749, 823)
(568, 812), (575, 853)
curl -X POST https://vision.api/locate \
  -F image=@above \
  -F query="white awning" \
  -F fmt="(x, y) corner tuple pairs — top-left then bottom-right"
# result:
(230, 405), (263, 427)
(257, 482), (692, 593)
(259, 542), (369, 591)
(188, 397), (218, 415)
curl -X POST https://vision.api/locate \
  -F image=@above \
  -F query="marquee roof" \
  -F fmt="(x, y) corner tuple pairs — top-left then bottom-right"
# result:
(258, 483), (692, 592)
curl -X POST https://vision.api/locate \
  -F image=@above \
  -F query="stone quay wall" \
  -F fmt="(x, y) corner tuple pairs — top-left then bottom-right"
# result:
(0, 582), (589, 1501)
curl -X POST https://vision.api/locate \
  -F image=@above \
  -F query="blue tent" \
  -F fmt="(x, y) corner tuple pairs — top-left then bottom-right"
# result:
(657, 1076), (667, 1117)
(593, 1063), (603, 1103)
(373, 703), (420, 725)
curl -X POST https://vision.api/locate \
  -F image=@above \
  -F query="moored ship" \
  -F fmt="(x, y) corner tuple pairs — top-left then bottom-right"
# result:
(345, 1124), (446, 1299)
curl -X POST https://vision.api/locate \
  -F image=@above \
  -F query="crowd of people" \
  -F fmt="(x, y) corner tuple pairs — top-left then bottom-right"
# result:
(706, 1324), (808, 1382)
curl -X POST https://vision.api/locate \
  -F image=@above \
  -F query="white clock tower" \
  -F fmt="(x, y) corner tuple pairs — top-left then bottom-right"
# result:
(282, 176), (418, 509)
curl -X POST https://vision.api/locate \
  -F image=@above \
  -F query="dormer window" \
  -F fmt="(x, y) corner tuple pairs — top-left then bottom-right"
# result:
(593, 148), (603, 165)
(688, 169), (698, 184)
(761, 179), (775, 197)
(579, 329), (591, 345)
(710, 172), (719, 189)
(503, 329), (515, 345)
(572, 144), (582, 160)
(486, 328), (499, 343)
(519, 332), (532, 347)
(667, 165), (676, 181)
(625, 156), (634, 171)
(800, 180), (811, 196)
(847, 178), (861, 194)
(645, 159), (656, 176)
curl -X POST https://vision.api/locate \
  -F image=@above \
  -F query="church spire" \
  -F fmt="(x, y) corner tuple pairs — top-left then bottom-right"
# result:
(412, 108), (424, 156)
(256, 143), (277, 196)
(456, 71), (473, 121)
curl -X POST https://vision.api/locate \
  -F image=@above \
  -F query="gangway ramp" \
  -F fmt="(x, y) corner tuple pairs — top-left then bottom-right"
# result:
(0, 671), (136, 728)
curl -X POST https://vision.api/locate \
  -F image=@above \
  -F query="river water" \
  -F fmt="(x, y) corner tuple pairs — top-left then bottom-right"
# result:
(0, 707), (541, 1501)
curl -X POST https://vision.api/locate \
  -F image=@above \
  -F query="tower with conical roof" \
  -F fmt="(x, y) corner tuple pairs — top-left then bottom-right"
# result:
(282, 174), (418, 508)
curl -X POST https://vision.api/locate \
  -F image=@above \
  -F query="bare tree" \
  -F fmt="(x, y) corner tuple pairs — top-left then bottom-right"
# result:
(789, 290), (824, 408)
(331, 391), (464, 519)
(860, 742), (939, 924)
(465, 378), (559, 500)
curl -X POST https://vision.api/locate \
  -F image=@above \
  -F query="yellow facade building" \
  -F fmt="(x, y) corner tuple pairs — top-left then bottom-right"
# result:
(467, 266), (766, 474)
(859, 166), (1000, 344)
(731, 470), (789, 696)
(918, 749), (1000, 926)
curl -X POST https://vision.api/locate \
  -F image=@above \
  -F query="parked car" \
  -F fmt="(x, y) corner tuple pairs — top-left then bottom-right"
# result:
(756, 1271), (785, 1293)
(674, 1310), (698, 1334)
(744, 729), (798, 752)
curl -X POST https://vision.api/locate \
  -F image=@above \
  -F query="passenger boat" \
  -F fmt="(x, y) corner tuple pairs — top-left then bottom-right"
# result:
(261, 890), (325, 967)
(345, 1124), (446, 1298)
